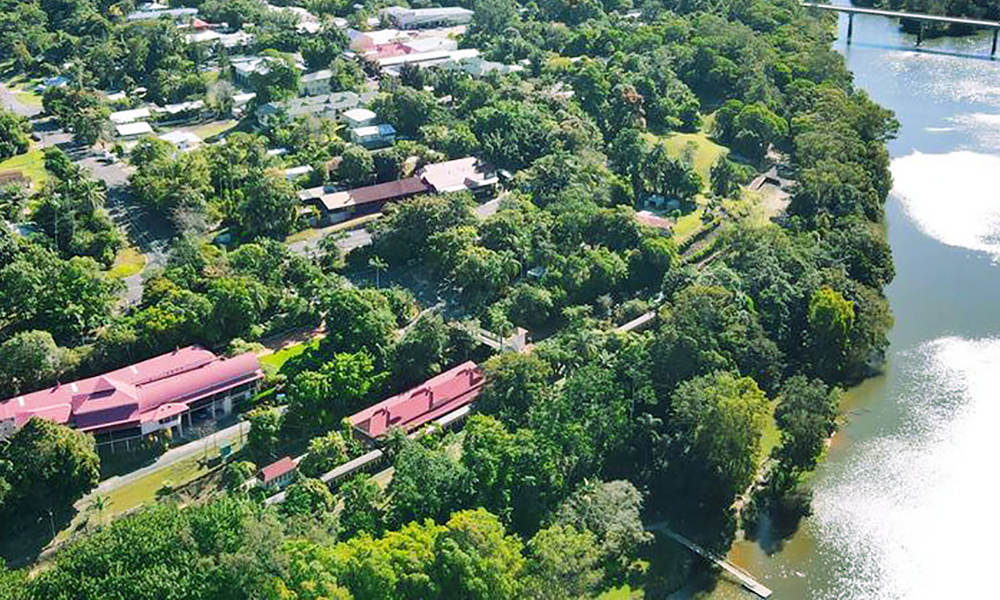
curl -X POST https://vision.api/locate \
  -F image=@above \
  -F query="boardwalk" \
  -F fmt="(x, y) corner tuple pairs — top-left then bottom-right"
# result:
(802, 1), (1000, 55)
(647, 523), (772, 599)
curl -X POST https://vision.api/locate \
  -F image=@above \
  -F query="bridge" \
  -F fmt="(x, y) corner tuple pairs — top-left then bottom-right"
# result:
(647, 522), (772, 598)
(802, 2), (1000, 56)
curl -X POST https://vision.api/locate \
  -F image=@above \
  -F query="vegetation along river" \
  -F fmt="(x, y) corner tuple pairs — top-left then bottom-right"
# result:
(707, 4), (1000, 599)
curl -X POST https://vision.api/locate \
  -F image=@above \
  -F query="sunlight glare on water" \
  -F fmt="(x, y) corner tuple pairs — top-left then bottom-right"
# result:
(891, 151), (1000, 258)
(810, 337), (1000, 599)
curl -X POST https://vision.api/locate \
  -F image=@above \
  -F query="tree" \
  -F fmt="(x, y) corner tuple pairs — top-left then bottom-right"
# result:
(0, 418), (99, 518)
(505, 284), (554, 329)
(282, 478), (335, 517)
(476, 353), (553, 428)
(285, 351), (384, 431)
(807, 286), (855, 380)
(222, 460), (258, 492)
(236, 172), (299, 239)
(432, 509), (525, 600)
(0, 109), (29, 160)
(299, 431), (349, 478)
(0, 330), (76, 396)
(322, 286), (397, 357)
(773, 375), (838, 474)
(249, 51), (301, 103)
(710, 157), (749, 198)
(554, 480), (651, 578)
(338, 474), (386, 538)
(338, 145), (375, 186)
(662, 372), (771, 513)
(523, 524), (603, 600)
(391, 313), (450, 386)
(388, 438), (469, 527)
(245, 407), (283, 462)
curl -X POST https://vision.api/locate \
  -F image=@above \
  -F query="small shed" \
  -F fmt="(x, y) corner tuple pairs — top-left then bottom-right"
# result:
(259, 456), (297, 489)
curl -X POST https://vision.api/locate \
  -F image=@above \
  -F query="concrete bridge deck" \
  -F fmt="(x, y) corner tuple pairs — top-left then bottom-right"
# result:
(802, 2), (1000, 55)
(802, 2), (1000, 29)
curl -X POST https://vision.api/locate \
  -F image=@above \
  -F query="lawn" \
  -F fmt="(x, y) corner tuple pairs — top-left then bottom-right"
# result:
(108, 246), (146, 279)
(660, 131), (728, 187)
(672, 207), (707, 241)
(259, 340), (311, 372)
(14, 90), (42, 108)
(0, 148), (48, 187)
(189, 119), (238, 141)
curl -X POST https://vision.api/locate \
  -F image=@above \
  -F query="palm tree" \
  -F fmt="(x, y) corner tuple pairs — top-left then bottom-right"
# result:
(369, 256), (388, 289)
(89, 495), (110, 530)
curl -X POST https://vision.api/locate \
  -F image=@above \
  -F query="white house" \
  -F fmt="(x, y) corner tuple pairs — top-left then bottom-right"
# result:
(348, 28), (408, 51)
(350, 124), (396, 148)
(159, 130), (202, 151)
(116, 121), (154, 140)
(109, 107), (152, 125)
(380, 6), (473, 29)
(300, 69), (333, 96)
(342, 108), (376, 129)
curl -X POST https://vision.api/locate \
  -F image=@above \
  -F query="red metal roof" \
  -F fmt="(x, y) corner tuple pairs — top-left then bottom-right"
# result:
(0, 347), (263, 434)
(259, 456), (296, 484)
(349, 361), (484, 439)
(316, 176), (431, 212)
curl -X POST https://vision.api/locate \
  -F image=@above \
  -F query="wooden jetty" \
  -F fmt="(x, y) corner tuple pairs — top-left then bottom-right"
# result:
(647, 522), (773, 598)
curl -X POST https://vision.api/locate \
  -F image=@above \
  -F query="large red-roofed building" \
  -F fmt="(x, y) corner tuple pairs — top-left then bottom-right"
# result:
(0, 346), (263, 443)
(349, 361), (484, 440)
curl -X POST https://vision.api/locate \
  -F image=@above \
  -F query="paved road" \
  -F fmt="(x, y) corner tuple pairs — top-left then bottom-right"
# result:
(0, 83), (42, 118)
(2, 86), (171, 303)
(82, 420), (251, 503)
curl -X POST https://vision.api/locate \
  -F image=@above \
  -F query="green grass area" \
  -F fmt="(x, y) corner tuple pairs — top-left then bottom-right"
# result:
(596, 585), (641, 599)
(108, 246), (146, 279)
(14, 90), (42, 108)
(660, 131), (728, 187)
(259, 340), (311, 372)
(189, 119), (237, 141)
(760, 399), (781, 466)
(0, 148), (48, 188)
(284, 227), (320, 244)
(672, 207), (707, 241)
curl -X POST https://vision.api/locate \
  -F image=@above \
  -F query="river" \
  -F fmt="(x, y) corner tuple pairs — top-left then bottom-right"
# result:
(708, 5), (1000, 599)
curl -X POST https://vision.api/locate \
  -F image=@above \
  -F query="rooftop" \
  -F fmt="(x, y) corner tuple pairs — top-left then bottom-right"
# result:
(109, 107), (151, 125)
(0, 347), (263, 435)
(349, 361), (484, 439)
(259, 456), (297, 484)
(418, 157), (497, 193)
(116, 121), (154, 137)
(301, 176), (429, 212)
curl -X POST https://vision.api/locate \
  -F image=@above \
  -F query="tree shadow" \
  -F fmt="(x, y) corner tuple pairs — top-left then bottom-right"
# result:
(0, 505), (78, 568)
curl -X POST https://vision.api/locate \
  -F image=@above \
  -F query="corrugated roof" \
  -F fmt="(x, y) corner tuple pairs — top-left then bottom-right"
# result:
(0, 347), (263, 434)
(349, 361), (483, 439)
(259, 456), (296, 483)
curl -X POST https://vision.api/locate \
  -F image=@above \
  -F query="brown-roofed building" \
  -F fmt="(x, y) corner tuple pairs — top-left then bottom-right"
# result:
(299, 176), (431, 223)
(259, 456), (297, 489)
(348, 361), (484, 441)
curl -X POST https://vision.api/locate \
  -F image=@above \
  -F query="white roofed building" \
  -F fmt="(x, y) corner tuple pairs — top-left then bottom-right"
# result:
(380, 6), (473, 29)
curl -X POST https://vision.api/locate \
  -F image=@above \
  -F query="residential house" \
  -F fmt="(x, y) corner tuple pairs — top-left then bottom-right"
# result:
(348, 361), (484, 441)
(380, 6), (474, 30)
(255, 92), (362, 126)
(0, 346), (263, 444)
(266, 3), (321, 34)
(109, 107), (152, 126)
(441, 56), (525, 78)
(417, 156), (498, 198)
(300, 69), (333, 96)
(348, 28), (408, 52)
(116, 121), (154, 140)
(258, 456), (298, 489)
(284, 165), (314, 180)
(159, 130), (202, 151)
(34, 75), (69, 93)
(299, 177), (430, 223)
(342, 108), (376, 129)
(126, 7), (198, 22)
(350, 124), (396, 148)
